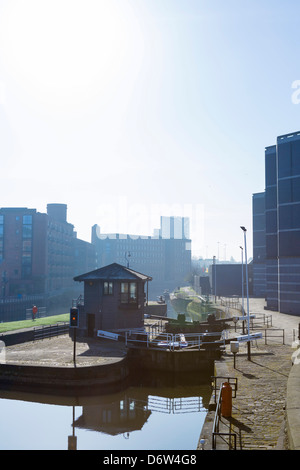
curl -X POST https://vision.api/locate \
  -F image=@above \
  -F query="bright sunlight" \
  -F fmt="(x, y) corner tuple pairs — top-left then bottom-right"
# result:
(0, 0), (143, 113)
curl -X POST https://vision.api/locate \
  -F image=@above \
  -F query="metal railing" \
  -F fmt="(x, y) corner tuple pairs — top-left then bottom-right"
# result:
(34, 322), (69, 341)
(211, 376), (238, 450)
(26, 306), (47, 320)
(249, 313), (272, 329)
(212, 385), (237, 450)
(125, 331), (226, 351)
(220, 296), (240, 309)
(263, 328), (285, 345)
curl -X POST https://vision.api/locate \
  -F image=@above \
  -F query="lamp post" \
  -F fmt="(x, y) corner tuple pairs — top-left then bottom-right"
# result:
(240, 226), (251, 360)
(239, 245), (245, 334)
(125, 251), (131, 268)
(213, 255), (217, 303)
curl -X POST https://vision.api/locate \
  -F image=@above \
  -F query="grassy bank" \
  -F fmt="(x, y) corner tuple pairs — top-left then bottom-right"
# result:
(0, 313), (69, 333)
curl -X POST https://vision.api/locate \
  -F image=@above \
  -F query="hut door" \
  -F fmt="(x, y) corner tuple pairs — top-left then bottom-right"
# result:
(87, 313), (95, 337)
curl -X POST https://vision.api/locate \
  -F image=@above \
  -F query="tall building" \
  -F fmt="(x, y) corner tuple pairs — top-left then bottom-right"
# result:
(160, 216), (190, 239)
(253, 130), (300, 314)
(252, 192), (266, 297)
(0, 204), (95, 320)
(91, 216), (192, 297)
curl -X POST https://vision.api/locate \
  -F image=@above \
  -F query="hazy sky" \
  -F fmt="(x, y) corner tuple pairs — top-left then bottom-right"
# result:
(0, 0), (300, 261)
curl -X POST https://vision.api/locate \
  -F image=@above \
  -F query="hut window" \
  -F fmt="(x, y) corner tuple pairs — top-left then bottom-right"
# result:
(121, 282), (137, 304)
(104, 281), (113, 295)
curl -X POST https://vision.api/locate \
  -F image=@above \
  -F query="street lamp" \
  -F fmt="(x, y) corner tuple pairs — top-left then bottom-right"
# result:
(125, 251), (131, 268)
(213, 255), (217, 302)
(240, 226), (251, 360)
(239, 245), (245, 334)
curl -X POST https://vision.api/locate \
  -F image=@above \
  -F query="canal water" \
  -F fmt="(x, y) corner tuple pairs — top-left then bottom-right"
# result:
(0, 370), (211, 450)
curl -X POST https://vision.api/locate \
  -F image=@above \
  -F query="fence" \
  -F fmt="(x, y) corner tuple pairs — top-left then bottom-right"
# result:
(0, 294), (46, 322)
(26, 306), (47, 320)
(220, 296), (240, 309)
(250, 313), (272, 329)
(263, 328), (285, 345)
(33, 322), (69, 341)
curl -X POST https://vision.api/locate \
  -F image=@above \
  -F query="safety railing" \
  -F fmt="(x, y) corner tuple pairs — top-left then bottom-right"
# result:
(26, 306), (47, 320)
(250, 313), (272, 329)
(34, 322), (69, 341)
(263, 328), (285, 345)
(212, 384), (237, 450)
(211, 376), (238, 403)
(125, 331), (226, 351)
(211, 376), (238, 450)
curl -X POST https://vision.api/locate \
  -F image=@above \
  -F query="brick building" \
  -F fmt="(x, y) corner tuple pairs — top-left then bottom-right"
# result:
(91, 216), (192, 298)
(0, 204), (96, 320)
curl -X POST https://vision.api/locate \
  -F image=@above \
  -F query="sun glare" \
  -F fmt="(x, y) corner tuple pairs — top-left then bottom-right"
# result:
(0, 0), (141, 112)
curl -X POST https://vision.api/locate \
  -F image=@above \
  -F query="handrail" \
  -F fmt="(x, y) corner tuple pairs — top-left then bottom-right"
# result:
(211, 375), (238, 402)
(125, 331), (226, 350)
(212, 384), (237, 450)
(34, 322), (69, 341)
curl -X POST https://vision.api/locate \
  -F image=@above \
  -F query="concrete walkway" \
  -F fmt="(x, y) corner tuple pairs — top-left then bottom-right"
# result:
(2, 335), (127, 367)
(199, 298), (300, 450)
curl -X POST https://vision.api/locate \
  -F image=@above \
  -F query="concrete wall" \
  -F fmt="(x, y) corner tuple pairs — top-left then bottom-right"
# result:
(127, 346), (218, 373)
(0, 357), (130, 393)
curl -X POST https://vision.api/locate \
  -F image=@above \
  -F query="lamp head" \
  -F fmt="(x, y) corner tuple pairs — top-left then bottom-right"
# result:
(240, 226), (247, 232)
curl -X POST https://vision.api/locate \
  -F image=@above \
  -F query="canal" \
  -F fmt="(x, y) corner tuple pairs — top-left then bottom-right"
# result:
(0, 370), (211, 450)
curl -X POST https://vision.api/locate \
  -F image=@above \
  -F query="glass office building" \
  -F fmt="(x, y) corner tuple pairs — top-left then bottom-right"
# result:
(252, 192), (266, 298)
(255, 131), (300, 314)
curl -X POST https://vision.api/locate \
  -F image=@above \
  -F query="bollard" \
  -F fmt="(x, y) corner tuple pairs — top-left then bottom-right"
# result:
(221, 381), (232, 418)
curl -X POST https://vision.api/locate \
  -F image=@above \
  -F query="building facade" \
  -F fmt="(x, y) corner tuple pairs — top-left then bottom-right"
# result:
(74, 263), (152, 336)
(252, 192), (266, 297)
(0, 204), (96, 320)
(209, 263), (253, 297)
(254, 130), (300, 314)
(91, 216), (192, 298)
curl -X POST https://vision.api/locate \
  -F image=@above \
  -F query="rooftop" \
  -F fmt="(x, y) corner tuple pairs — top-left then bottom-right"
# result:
(74, 262), (152, 282)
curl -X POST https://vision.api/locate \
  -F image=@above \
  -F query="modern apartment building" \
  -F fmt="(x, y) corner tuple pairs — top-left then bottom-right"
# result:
(0, 204), (96, 320)
(91, 216), (192, 298)
(253, 130), (300, 314)
(252, 192), (266, 297)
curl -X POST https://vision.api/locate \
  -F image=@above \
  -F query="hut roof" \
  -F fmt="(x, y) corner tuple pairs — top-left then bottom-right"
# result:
(74, 262), (152, 282)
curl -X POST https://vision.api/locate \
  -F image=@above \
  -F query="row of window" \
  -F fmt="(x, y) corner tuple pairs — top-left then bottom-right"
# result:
(0, 216), (3, 263)
(103, 281), (138, 304)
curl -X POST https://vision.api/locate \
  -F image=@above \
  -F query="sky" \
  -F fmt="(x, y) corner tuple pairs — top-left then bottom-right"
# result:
(0, 0), (300, 262)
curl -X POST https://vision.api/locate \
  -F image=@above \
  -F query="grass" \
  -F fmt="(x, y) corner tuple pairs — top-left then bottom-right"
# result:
(0, 313), (69, 333)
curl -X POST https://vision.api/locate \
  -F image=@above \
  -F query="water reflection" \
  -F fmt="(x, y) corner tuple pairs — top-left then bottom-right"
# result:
(0, 370), (211, 450)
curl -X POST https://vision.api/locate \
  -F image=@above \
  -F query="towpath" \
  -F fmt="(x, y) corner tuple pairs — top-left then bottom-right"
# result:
(199, 298), (300, 450)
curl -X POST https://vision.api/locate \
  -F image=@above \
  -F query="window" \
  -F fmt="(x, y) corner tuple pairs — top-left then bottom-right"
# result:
(121, 282), (137, 304)
(21, 215), (32, 277)
(103, 281), (113, 295)
(22, 240), (32, 252)
(23, 215), (32, 224)
(278, 142), (292, 178)
(22, 215), (32, 239)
